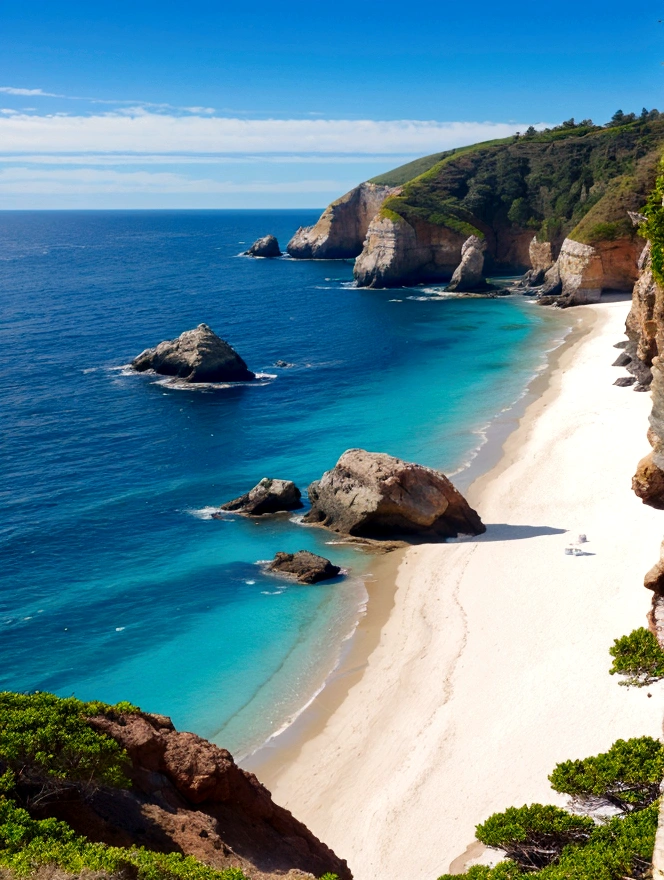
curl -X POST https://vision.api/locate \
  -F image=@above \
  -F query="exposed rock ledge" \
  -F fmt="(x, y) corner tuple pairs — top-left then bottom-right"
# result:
(303, 448), (485, 539)
(131, 324), (255, 383)
(50, 710), (351, 880)
(287, 182), (400, 259)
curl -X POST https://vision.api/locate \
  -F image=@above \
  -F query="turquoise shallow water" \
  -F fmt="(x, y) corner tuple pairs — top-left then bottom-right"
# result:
(0, 210), (566, 757)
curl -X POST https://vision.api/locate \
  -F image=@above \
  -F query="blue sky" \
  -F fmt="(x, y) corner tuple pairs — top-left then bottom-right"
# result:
(0, 0), (662, 208)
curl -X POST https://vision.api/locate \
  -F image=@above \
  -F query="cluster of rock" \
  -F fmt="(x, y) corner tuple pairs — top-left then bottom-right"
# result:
(244, 234), (282, 257)
(131, 324), (255, 383)
(60, 709), (351, 880)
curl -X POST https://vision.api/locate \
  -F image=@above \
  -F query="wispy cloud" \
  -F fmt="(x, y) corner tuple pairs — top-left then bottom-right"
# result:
(0, 166), (342, 194)
(0, 86), (64, 97)
(0, 153), (416, 166)
(0, 111), (541, 155)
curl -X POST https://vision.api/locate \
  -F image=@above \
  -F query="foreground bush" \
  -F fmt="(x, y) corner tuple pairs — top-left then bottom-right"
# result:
(549, 736), (664, 812)
(0, 692), (137, 807)
(609, 627), (664, 686)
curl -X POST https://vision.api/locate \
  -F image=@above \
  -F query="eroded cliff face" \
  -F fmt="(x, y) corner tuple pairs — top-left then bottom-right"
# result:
(43, 711), (352, 880)
(287, 182), (400, 259)
(353, 213), (468, 287)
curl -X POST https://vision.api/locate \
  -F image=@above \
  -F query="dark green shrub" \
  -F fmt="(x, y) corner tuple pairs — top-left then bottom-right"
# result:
(609, 627), (664, 686)
(549, 736), (664, 812)
(0, 691), (136, 806)
(476, 804), (594, 869)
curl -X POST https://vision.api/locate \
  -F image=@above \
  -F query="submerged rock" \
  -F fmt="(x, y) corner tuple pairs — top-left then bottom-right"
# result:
(446, 235), (488, 292)
(268, 550), (341, 584)
(131, 324), (255, 383)
(304, 448), (485, 539)
(221, 478), (302, 516)
(244, 234), (282, 257)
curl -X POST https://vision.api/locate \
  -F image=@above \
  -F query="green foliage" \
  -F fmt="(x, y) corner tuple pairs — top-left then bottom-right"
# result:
(438, 802), (659, 880)
(0, 795), (248, 880)
(609, 627), (664, 686)
(0, 692), (137, 806)
(549, 736), (664, 812)
(369, 116), (664, 252)
(641, 158), (664, 287)
(476, 804), (594, 869)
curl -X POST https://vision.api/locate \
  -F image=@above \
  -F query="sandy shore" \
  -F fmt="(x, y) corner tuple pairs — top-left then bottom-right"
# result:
(257, 300), (664, 880)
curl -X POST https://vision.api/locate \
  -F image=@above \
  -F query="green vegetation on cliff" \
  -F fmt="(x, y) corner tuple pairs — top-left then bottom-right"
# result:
(371, 113), (664, 252)
(641, 156), (664, 286)
(438, 737), (664, 880)
(609, 627), (664, 686)
(0, 692), (249, 880)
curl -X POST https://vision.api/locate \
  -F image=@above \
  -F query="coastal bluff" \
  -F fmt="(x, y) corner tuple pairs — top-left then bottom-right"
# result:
(304, 448), (485, 539)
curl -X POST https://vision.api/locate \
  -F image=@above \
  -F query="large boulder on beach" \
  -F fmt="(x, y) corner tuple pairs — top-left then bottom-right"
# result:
(221, 478), (302, 515)
(446, 235), (488, 293)
(303, 449), (485, 539)
(244, 235), (282, 257)
(131, 324), (255, 383)
(268, 550), (341, 584)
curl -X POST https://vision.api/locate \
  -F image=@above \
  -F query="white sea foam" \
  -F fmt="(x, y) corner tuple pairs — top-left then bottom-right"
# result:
(185, 506), (224, 521)
(260, 590), (285, 595)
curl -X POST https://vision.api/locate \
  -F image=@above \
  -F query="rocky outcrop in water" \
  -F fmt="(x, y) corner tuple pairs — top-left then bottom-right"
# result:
(131, 324), (255, 383)
(244, 235), (282, 257)
(287, 182), (400, 259)
(268, 550), (341, 584)
(446, 235), (488, 292)
(303, 448), (485, 539)
(64, 710), (352, 880)
(221, 478), (303, 516)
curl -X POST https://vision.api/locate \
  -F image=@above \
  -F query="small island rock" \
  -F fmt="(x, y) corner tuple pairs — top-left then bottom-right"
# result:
(221, 478), (303, 515)
(269, 550), (341, 584)
(304, 448), (485, 539)
(244, 235), (282, 257)
(131, 324), (255, 383)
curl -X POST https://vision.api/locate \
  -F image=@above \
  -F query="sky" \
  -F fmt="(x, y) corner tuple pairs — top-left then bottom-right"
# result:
(0, 0), (662, 209)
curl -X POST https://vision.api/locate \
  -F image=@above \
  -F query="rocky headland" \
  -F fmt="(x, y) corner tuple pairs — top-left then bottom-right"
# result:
(221, 478), (303, 516)
(0, 694), (351, 880)
(303, 448), (485, 539)
(287, 182), (400, 259)
(287, 117), (664, 296)
(131, 324), (255, 384)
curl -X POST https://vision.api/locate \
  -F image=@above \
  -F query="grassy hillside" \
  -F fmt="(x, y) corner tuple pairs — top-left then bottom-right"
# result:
(370, 117), (664, 247)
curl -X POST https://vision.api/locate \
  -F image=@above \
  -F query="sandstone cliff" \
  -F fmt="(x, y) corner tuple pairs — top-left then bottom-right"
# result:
(42, 710), (352, 880)
(287, 182), (400, 259)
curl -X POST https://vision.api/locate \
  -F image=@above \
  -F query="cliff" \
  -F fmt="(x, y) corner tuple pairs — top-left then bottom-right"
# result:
(287, 181), (400, 259)
(0, 692), (350, 880)
(293, 117), (664, 291)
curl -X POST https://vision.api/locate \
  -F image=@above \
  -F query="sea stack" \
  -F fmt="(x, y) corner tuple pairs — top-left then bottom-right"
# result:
(244, 234), (282, 257)
(221, 478), (303, 515)
(131, 324), (255, 383)
(446, 235), (488, 292)
(304, 448), (485, 539)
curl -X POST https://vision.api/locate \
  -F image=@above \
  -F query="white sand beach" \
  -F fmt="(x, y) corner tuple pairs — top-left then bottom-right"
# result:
(263, 301), (664, 880)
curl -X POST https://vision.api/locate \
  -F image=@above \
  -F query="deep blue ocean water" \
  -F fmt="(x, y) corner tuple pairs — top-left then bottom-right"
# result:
(1, 210), (566, 757)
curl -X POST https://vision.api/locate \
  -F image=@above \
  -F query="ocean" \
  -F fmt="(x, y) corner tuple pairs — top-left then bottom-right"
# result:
(0, 209), (567, 758)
